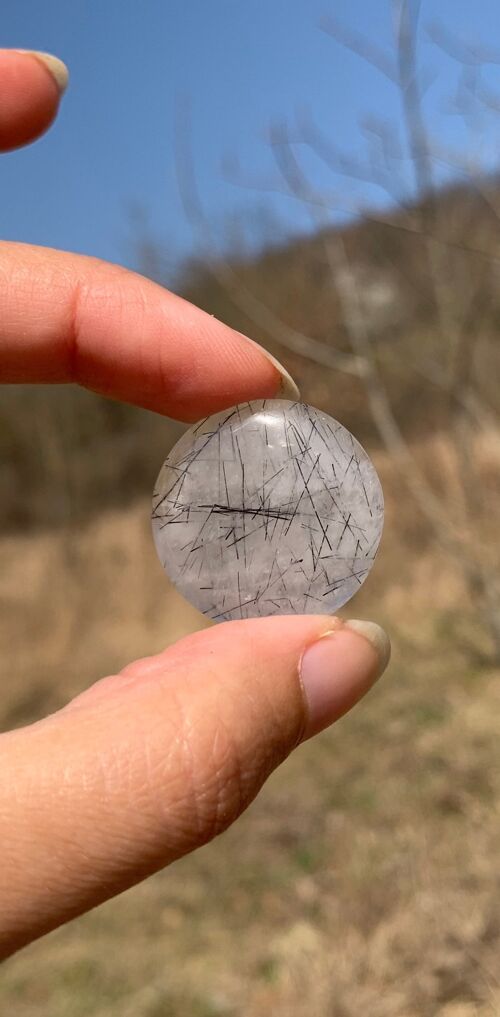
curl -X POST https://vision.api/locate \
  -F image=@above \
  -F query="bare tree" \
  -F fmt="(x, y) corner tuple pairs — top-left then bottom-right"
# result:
(171, 1), (500, 657)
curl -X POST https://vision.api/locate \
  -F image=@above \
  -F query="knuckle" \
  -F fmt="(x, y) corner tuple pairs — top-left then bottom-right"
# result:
(144, 690), (261, 851)
(180, 709), (250, 844)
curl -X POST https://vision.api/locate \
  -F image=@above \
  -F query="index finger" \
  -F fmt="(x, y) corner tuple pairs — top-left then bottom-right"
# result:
(0, 243), (298, 420)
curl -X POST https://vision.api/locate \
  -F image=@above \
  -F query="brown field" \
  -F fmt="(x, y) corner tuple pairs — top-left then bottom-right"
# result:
(1, 428), (500, 1017)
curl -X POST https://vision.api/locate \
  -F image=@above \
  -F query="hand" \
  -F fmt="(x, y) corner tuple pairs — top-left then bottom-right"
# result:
(0, 50), (390, 959)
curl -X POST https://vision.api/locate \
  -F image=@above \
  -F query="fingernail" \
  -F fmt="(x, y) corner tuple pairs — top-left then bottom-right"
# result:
(17, 51), (69, 95)
(299, 619), (391, 739)
(239, 334), (300, 400)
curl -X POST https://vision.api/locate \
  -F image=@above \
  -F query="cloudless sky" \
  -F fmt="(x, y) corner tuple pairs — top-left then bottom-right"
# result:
(2, 1), (500, 279)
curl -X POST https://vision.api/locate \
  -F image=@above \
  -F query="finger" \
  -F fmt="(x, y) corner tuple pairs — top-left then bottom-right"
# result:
(0, 50), (68, 151)
(0, 243), (298, 420)
(0, 615), (389, 956)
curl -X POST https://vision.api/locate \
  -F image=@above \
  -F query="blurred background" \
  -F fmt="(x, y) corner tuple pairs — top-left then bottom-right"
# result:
(2, 1), (500, 1014)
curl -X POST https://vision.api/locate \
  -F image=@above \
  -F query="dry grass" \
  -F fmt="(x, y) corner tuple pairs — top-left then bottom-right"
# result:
(1, 438), (500, 1016)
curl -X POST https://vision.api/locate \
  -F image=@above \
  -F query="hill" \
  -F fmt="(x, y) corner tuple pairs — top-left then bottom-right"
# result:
(2, 176), (500, 532)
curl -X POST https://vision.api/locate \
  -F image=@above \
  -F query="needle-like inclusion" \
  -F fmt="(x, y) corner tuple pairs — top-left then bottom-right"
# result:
(152, 400), (384, 622)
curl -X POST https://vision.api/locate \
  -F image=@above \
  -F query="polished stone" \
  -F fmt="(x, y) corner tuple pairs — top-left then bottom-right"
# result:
(152, 400), (384, 621)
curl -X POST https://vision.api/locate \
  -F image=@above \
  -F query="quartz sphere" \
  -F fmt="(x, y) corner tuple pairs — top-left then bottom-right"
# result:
(152, 400), (384, 621)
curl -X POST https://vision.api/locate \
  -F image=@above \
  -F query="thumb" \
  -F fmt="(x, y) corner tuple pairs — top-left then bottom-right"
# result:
(0, 614), (389, 957)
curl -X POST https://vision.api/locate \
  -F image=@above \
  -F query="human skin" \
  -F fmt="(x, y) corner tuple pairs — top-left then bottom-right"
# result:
(0, 50), (390, 959)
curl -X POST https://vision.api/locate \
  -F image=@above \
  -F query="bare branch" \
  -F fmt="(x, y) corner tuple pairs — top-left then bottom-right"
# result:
(294, 106), (409, 204)
(176, 106), (363, 376)
(320, 13), (397, 82)
(395, 0), (434, 197)
(428, 20), (500, 66)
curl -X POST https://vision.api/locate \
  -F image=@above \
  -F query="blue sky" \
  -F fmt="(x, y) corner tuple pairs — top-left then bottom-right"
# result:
(2, 0), (500, 279)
